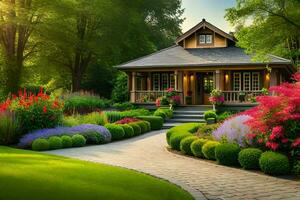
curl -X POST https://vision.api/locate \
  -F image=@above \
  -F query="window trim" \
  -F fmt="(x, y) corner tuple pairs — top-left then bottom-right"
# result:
(198, 34), (213, 45)
(233, 72), (242, 91)
(243, 72), (251, 91)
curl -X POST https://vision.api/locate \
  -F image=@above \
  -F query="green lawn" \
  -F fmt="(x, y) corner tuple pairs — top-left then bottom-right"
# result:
(0, 146), (194, 200)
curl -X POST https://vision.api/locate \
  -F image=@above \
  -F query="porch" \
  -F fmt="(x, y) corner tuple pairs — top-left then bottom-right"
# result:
(127, 68), (284, 105)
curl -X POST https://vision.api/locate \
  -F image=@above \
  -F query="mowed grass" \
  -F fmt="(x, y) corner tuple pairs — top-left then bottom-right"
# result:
(0, 146), (194, 200)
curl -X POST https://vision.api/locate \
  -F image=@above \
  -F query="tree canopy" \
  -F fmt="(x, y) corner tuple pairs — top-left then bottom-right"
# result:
(225, 0), (300, 70)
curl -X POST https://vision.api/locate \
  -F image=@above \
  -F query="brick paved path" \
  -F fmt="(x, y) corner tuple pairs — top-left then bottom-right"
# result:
(48, 130), (300, 200)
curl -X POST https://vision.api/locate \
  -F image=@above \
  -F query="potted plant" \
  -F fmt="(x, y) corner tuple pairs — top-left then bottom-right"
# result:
(206, 117), (216, 124)
(209, 89), (224, 110)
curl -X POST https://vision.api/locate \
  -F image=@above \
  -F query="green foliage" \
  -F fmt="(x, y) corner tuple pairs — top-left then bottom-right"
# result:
(259, 151), (290, 175)
(105, 111), (123, 123)
(62, 115), (81, 127)
(238, 148), (263, 170)
(225, 0), (300, 69)
(153, 110), (167, 120)
(292, 161), (300, 175)
(180, 136), (198, 155)
(105, 109), (151, 123)
(64, 94), (110, 114)
(135, 121), (148, 134)
(128, 123), (142, 136)
(120, 124), (135, 138)
(105, 124), (125, 141)
(170, 133), (193, 151)
(137, 116), (164, 130)
(113, 102), (135, 111)
(215, 143), (241, 166)
(191, 138), (209, 158)
(154, 108), (173, 120)
(81, 112), (108, 125)
(204, 110), (217, 121)
(71, 134), (86, 147)
(202, 141), (220, 160)
(217, 111), (233, 122)
(48, 136), (63, 150)
(31, 138), (50, 151)
(196, 124), (219, 138)
(166, 123), (203, 145)
(143, 121), (151, 132)
(84, 131), (105, 144)
(0, 112), (20, 145)
(61, 135), (73, 148)
(111, 72), (129, 103)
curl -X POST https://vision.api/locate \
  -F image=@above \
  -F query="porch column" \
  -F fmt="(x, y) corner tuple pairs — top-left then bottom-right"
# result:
(191, 72), (196, 104)
(130, 72), (136, 103)
(174, 70), (178, 90)
(215, 70), (221, 90)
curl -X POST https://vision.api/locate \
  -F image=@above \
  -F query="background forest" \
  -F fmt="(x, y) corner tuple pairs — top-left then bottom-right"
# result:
(0, 0), (299, 102)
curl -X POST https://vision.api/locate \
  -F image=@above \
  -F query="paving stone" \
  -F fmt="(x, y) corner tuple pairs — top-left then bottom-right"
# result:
(47, 130), (300, 200)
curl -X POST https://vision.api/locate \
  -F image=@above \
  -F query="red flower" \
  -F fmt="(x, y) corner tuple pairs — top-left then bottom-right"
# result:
(291, 138), (300, 148)
(43, 106), (47, 113)
(258, 138), (264, 144)
(266, 141), (279, 151)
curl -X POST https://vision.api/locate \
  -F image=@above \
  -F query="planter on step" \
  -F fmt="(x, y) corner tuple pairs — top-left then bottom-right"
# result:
(206, 118), (216, 124)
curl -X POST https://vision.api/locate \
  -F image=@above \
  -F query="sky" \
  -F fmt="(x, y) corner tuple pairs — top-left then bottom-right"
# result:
(181, 0), (236, 33)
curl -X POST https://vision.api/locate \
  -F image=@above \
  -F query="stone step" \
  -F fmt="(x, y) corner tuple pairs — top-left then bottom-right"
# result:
(175, 105), (213, 111)
(162, 123), (183, 129)
(174, 110), (206, 115)
(173, 114), (204, 119)
(167, 118), (206, 123)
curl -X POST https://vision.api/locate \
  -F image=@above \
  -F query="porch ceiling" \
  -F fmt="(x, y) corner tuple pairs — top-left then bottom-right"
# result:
(116, 45), (291, 70)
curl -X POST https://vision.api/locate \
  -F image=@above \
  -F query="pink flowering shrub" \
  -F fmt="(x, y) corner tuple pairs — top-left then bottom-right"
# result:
(155, 88), (181, 107)
(244, 72), (300, 159)
(115, 117), (140, 124)
(209, 89), (224, 105)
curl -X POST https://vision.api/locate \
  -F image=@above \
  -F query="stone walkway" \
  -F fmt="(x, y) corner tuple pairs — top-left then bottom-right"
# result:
(48, 130), (300, 200)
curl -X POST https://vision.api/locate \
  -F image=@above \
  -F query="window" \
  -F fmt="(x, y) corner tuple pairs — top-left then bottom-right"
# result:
(152, 73), (160, 91)
(252, 72), (260, 91)
(170, 74), (175, 89)
(199, 34), (213, 44)
(161, 73), (169, 90)
(233, 72), (241, 91)
(203, 74), (214, 93)
(243, 72), (251, 91)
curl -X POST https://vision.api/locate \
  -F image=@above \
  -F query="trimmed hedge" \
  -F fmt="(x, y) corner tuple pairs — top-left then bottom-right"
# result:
(238, 148), (263, 170)
(166, 123), (203, 145)
(128, 123), (142, 136)
(215, 143), (241, 166)
(180, 136), (199, 155)
(202, 141), (220, 160)
(143, 121), (151, 132)
(204, 110), (217, 121)
(137, 116), (164, 130)
(135, 121), (148, 134)
(121, 124), (135, 138)
(191, 138), (209, 158)
(104, 124), (125, 140)
(72, 134), (86, 147)
(84, 131), (105, 144)
(170, 133), (193, 151)
(153, 108), (173, 120)
(259, 151), (290, 175)
(48, 136), (63, 150)
(61, 135), (72, 148)
(31, 138), (49, 151)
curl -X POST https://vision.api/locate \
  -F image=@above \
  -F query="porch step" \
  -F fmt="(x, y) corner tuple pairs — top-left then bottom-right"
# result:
(173, 114), (204, 119)
(167, 118), (206, 123)
(174, 111), (206, 115)
(162, 123), (183, 129)
(176, 105), (213, 111)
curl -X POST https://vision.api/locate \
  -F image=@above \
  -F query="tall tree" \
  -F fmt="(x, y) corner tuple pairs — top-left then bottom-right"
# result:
(0, 0), (48, 93)
(225, 0), (300, 70)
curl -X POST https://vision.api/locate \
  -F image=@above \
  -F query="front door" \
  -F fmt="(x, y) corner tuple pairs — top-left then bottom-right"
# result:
(196, 72), (214, 105)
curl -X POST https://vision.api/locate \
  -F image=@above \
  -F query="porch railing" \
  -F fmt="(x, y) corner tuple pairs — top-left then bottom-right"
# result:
(223, 90), (265, 104)
(131, 90), (183, 103)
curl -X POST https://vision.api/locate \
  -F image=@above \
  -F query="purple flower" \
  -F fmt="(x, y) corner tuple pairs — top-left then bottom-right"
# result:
(18, 124), (111, 148)
(212, 115), (252, 147)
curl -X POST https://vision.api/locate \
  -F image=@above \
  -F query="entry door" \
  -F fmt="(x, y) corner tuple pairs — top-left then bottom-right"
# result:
(196, 72), (214, 105)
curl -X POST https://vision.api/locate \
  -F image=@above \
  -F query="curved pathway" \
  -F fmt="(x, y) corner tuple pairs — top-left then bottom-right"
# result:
(48, 130), (300, 200)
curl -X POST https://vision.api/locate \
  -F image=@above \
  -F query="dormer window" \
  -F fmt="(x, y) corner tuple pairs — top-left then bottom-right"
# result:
(199, 34), (213, 44)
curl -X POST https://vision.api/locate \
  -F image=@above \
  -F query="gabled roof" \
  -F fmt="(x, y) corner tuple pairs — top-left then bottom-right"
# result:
(176, 19), (235, 44)
(116, 45), (291, 69)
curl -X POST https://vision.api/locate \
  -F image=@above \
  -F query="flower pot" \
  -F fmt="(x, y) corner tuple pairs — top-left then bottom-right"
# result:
(206, 118), (216, 124)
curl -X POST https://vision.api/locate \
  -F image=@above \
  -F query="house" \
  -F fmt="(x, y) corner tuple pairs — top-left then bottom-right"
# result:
(116, 19), (296, 106)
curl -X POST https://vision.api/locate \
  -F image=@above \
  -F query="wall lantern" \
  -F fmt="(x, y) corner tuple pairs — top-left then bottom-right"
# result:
(190, 75), (194, 81)
(225, 74), (229, 81)
(266, 73), (270, 81)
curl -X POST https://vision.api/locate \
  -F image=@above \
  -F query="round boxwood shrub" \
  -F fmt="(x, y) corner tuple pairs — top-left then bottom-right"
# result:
(180, 136), (199, 155)
(143, 121), (151, 132)
(61, 135), (72, 148)
(153, 110), (167, 120)
(238, 148), (263, 170)
(84, 131), (105, 144)
(105, 124), (125, 140)
(170, 133), (193, 151)
(48, 136), (63, 150)
(191, 138), (209, 158)
(259, 151), (290, 175)
(121, 124), (135, 138)
(204, 110), (217, 121)
(128, 123), (142, 136)
(202, 141), (220, 160)
(32, 138), (49, 151)
(215, 143), (241, 166)
(136, 116), (163, 130)
(72, 134), (86, 147)
(135, 121), (148, 134)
